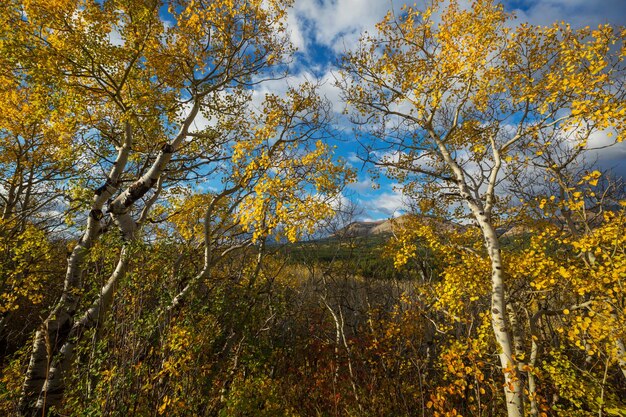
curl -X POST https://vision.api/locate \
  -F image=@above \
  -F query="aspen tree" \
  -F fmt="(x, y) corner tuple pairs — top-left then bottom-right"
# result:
(339, 1), (625, 415)
(2, 1), (348, 414)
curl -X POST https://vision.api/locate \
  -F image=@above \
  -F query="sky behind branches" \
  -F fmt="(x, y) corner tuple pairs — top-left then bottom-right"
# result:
(194, 0), (626, 221)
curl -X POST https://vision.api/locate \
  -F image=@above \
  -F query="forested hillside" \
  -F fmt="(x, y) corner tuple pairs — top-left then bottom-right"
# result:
(1, 0), (625, 416)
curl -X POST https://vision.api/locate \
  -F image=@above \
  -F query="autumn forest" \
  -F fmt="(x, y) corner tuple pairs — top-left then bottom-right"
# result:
(0, 0), (625, 416)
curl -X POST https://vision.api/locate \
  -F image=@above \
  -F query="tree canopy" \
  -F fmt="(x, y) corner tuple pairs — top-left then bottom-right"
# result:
(0, 1), (625, 416)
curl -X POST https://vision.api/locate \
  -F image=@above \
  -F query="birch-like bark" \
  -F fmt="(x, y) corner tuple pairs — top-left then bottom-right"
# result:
(161, 186), (249, 315)
(479, 219), (524, 417)
(506, 303), (525, 369)
(21, 101), (198, 415)
(32, 182), (164, 413)
(35, 250), (129, 412)
(1, 156), (21, 220)
(20, 123), (132, 413)
(108, 101), (199, 218)
(426, 124), (524, 417)
(528, 342), (539, 416)
(339, 306), (362, 411)
(527, 312), (541, 416)
(164, 195), (216, 315)
(323, 297), (342, 390)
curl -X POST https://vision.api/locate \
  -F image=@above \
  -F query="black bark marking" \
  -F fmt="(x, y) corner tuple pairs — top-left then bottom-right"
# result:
(94, 185), (106, 196)
(48, 317), (73, 351)
(89, 209), (104, 220)
(123, 178), (156, 208)
(94, 177), (115, 196)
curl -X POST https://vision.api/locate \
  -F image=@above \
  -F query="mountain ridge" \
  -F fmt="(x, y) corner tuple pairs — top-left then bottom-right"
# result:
(331, 214), (460, 238)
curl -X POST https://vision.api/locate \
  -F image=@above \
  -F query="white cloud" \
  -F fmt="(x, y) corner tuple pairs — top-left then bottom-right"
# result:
(189, 108), (214, 133)
(358, 186), (407, 219)
(346, 152), (361, 163)
(285, 0), (626, 59)
(286, 9), (307, 52)
(251, 68), (345, 115)
(288, 0), (626, 52)
(585, 129), (626, 178)
(287, 0), (396, 54)
(107, 26), (124, 46)
(586, 129), (621, 154)
(177, 100), (216, 134)
(328, 191), (352, 211)
(348, 177), (374, 192)
(377, 149), (405, 165)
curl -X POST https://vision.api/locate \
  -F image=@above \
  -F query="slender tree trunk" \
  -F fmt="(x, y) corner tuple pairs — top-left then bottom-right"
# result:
(34, 250), (130, 413)
(429, 123), (525, 417)
(31, 183), (164, 413)
(506, 303), (525, 366)
(527, 313), (541, 416)
(479, 219), (524, 417)
(19, 135), (131, 413)
(20, 103), (199, 415)
(2, 157), (22, 220)
(19, 122), (133, 414)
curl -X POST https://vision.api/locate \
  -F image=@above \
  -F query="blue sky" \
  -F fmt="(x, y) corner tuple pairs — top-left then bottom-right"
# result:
(189, 0), (626, 221)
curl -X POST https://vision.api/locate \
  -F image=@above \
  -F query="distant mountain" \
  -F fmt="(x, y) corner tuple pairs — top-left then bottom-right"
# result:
(331, 219), (386, 238)
(329, 208), (617, 243)
(331, 214), (459, 238)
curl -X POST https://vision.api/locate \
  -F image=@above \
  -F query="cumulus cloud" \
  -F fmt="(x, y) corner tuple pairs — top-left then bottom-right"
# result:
(107, 26), (124, 46)
(286, 0), (396, 54)
(585, 130), (626, 179)
(250, 68), (345, 115)
(348, 177), (375, 192)
(285, 0), (626, 58)
(357, 185), (407, 220)
(268, 0), (626, 221)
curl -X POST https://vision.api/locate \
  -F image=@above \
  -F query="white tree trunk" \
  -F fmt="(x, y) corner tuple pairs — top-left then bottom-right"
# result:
(20, 103), (198, 415)
(429, 126), (525, 417)
(20, 125), (132, 413)
(478, 219), (524, 417)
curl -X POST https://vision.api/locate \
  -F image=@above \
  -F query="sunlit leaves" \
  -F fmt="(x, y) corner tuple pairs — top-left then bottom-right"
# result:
(0, 220), (56, 314)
